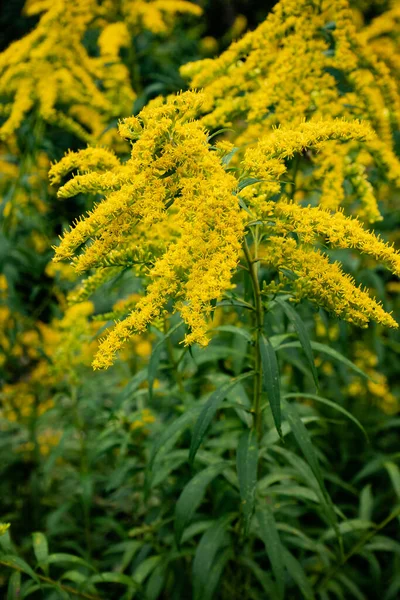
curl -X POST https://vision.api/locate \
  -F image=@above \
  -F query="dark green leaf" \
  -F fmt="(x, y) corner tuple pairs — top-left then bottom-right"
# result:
(175, 462), (228, 544)
(282, 548), (315, 600)
(260, 335), (282, 437)
(275, 298), (318, 389)
(189, 372), (253, 464)
(278, 341), (371, 380)
(192, 519), (231, 600)
(7, 571), (21, 600)
(237, 429), (258, 535)
(284, 393), (368, 440)
(256, 507), (285, 599)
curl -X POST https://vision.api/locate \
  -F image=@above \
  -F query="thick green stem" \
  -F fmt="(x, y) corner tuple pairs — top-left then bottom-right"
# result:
(243, 235), (264, 440)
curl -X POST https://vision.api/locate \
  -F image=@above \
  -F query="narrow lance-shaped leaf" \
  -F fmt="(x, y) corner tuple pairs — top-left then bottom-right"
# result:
(175, 462), (228, 545)
(260, 335), (282, 437)
(192, 518), (231, 600)
(237, 429), (258, 535)
(149, 405), (202, 472)
(32, 532), (49, 574)
(284, 393), (368, 441)
(275, 297), (319, 390)
(7, 571), (21, 600)
(282, 548), (315, 600)
(282, 400), (337, 528)
(278, 341), (372, 381)
(256, 507), (285, 600)
(189, 372), (253, 464)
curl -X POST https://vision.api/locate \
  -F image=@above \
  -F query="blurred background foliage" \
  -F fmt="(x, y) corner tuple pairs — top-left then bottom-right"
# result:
(0, 0), (399, 599)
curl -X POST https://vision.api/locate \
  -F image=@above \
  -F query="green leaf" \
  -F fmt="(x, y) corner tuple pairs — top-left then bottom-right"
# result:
(90, 571), (139, 588)
(237, 429), (258, 535)
(47, 553), (96, 571)
(175, 462), (228, 544)
(239, 557), (278, 596)
(282, 400), (336, 526)
(189, 372), (253, 464)
(148, 322), (183, 399)
(385, 462), (400, 500)
(202, 547), (232, 600)
(275, 298), (319, 389)
(133, 556), (161, 584)
(282, 548), (315, 600)
(212, 325), (252, 342)
(237, 177), (263, 191)
(7, 571), (21, 600)
(32, 532), (49, 574)
(359, 485), (374, 522)
(0, 555), (40, 584)
(192, 519), (231, 600)
(284, 393), (368, 440)
(149, 405), (202, 472)
(260, 334), (282, 437)
(278, 341), (371, 380)
(256, 507), (285, 600)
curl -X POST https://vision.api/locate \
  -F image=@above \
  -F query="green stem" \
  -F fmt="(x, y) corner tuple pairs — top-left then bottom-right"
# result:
(243, 235), (264, 441)
(0, 559), (103, 600)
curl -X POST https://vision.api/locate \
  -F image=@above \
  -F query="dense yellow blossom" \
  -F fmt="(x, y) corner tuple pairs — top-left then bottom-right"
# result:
(262, 236), (397, 328)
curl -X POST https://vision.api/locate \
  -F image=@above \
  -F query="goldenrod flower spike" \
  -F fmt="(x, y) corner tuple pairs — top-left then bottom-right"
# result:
(262, 237), (398, 329)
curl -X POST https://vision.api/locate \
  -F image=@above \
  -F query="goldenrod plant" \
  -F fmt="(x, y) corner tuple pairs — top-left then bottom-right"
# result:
(0, 0), (400, 598)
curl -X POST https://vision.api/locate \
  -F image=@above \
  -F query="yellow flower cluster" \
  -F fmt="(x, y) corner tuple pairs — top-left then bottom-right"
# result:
(129, 408), (156, 431)
(181, 0), (400, 224)
(51, 92), (245, 368)
(0, 0), (200, 143)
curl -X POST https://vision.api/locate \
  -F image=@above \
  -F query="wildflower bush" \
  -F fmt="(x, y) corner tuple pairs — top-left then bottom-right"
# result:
(1, 0), (400, 598)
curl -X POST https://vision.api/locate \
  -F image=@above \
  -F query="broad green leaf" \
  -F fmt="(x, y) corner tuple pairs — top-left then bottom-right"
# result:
(237, 429), (258, 535)
(192, 518), (231, 600)
(175, 462), (228, 544)
(149, 405), (202, 472)
(7, 571), (21, 600)
(282, 548), (315, 600)
(189, 372), (253, 464)
(256, 507), (285, 599)
(284, 393), (367, 440)
(0, 555), (40, 584)
(260, 335), (282, 437)
(278, 341), (371, 380)
(32, 532), (49, 574)
(275, 298), (319, 389)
